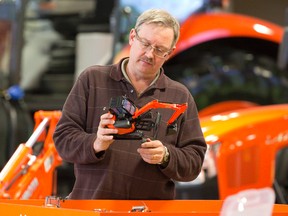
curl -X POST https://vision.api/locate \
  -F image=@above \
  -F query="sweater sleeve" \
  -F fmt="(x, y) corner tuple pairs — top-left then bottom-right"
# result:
(53, 69), (102, 164)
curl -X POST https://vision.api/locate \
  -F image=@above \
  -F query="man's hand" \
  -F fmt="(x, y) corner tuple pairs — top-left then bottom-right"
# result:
(93, 112), (118, 153)
(137, 138), (166, 164)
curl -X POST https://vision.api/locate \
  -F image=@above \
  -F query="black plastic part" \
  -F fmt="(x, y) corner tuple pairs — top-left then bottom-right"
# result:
(113, 130), (144, 140)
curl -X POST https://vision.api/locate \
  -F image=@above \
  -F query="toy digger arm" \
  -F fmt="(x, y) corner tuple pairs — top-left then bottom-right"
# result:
(133, 100), (188, 125)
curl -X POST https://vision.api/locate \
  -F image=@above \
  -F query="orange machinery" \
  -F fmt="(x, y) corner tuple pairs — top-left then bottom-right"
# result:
(1, 198), (288, 215)
(0, 110), (62, 199)
(198, 102), (288, 200)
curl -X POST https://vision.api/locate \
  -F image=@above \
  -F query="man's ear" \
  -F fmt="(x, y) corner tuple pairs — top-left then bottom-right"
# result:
(129, 28), (136, 46)
(165, 46), (176, 60)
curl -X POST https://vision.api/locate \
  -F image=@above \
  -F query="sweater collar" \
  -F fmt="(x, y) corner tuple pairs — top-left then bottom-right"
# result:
(110, 57), (167, 90)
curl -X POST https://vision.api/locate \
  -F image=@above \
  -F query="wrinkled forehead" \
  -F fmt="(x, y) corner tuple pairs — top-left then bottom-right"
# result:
(136, 23), (175, 48)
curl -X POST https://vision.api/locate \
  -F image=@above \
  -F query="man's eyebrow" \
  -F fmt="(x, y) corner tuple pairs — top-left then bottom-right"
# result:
(141, 35), (170, 51)
(152, 42), (170, 51)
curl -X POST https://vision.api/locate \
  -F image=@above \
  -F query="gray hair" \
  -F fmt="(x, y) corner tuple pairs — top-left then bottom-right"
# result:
(134, 9), (180, 48)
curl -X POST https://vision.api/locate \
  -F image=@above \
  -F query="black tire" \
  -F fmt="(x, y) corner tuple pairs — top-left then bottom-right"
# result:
(0, 97), (33, 169)
(0, 98), (10, 169)
(274, 147), (288, 204)
(164, 39), (288, 110)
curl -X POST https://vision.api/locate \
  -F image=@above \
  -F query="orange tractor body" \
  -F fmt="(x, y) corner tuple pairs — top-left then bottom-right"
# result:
(200, 102), (288, 200)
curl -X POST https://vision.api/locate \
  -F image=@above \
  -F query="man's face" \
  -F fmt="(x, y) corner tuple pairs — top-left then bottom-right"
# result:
(128, 23), (175, 79)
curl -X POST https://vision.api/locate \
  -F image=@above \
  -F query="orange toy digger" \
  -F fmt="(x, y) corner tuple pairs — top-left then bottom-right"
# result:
(0, 111), (62, 199)
(108, 96), (187, 140)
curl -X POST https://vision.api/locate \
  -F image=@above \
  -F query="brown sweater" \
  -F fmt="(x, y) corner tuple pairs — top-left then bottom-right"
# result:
(53, 58), (207, 200)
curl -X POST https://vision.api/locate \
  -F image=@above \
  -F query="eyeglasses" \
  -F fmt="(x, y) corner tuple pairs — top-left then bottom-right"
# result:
(134, 30), (171, 58)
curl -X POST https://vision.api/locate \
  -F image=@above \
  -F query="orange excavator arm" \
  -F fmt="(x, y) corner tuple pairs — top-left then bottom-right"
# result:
(133, 99), (188, 125)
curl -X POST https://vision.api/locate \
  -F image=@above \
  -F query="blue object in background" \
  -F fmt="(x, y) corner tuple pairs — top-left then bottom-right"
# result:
(6, 85), (25, 100)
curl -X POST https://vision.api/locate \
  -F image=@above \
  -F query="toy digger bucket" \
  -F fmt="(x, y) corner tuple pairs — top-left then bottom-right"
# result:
(220, 187), (275, 216)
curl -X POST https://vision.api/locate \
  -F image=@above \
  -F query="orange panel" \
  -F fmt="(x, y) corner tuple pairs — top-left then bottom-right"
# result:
(1, 199), (288, 215)
(203, 104), (288, 199)
(176, 12), (283, 55)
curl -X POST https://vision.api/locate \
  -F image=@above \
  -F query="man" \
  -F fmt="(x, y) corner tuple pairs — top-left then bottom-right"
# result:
(53, 9), (207, 200)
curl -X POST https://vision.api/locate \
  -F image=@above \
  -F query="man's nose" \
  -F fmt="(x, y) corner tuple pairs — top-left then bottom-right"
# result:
(145, 46), (155, 57)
